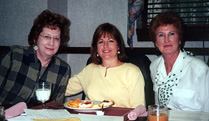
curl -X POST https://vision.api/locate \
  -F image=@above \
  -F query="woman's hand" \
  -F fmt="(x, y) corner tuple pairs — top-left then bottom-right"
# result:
(127, 105), (147, 120)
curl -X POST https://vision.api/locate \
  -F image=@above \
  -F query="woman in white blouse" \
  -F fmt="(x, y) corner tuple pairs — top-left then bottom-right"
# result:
(149, 11), (209, 112)
(128, 11), (209, 120)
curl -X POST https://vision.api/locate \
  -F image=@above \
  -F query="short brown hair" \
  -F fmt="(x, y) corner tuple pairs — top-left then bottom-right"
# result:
(149, 11), (184, 48)
(28, 9), (71, 48)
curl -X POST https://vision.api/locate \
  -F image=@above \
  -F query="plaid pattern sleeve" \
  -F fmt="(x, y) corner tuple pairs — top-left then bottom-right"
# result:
(45, 57), (71, 103)
(0, 47), (13, 102)
(0, 46), (71, 106)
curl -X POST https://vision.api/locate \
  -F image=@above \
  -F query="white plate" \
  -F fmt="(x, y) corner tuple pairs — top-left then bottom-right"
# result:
(64, 100), (109, 112)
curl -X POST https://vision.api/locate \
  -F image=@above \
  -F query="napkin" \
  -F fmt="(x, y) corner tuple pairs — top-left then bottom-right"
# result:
(5, 102), (27, 119)
(127, 105), (147, 120)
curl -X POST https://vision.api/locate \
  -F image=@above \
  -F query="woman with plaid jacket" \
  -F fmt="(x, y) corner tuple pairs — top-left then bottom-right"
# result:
(0, 10), (71, 108)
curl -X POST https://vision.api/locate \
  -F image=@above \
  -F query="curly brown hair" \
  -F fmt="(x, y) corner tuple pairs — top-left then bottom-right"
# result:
(28, 9), (71, 48)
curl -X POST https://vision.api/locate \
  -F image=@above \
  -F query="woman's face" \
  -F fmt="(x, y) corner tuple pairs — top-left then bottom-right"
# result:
(155, 24), (181, 56)
(97, 34), (119, 61)
(36, 27), (61, 59)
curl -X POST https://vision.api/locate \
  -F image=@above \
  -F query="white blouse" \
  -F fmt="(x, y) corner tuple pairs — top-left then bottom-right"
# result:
(150, 50), (209, 112)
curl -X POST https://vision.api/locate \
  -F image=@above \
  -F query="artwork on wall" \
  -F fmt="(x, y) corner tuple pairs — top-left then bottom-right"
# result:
(128, 0), (144, 47)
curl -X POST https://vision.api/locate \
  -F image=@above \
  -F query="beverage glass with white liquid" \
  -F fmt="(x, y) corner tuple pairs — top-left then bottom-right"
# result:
(35, 81), (51, 108)
(0, 106), (5, 121)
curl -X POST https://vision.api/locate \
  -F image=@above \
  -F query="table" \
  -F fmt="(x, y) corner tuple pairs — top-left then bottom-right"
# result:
(40, 101), (209, 121)
(29, 101), (146, 121)
(169, 110), (209, 121)
(10, 101), (209, 121)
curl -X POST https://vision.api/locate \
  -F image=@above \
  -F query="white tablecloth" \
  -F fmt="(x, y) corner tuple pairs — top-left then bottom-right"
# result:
(169, 110), (209, 121)
(7, 109), (124, 121)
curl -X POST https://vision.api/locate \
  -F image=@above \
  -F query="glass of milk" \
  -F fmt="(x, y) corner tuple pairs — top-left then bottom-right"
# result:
(35, 81), (51, 108)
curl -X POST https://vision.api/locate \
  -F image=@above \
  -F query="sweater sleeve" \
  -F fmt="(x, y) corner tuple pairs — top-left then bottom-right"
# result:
(65, 75), (83, 96)
(54, 64), (71, 103)
(65, 66), (89, 96)
(126, 65), (145, 107)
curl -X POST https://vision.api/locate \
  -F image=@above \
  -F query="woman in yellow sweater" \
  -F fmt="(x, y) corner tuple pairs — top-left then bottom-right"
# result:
(65, 23), (145, 108)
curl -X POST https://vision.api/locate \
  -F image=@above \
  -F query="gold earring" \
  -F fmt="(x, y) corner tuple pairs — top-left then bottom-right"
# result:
(117, 51), (120, 54)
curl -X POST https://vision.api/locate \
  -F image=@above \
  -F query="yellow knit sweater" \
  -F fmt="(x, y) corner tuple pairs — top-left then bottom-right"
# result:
(65, 63), (145, 108)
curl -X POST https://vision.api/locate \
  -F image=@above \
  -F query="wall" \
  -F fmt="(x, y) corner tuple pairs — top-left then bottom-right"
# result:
(0, 0), (48, 46)
(67, 0), (128, 75)
(67, 0), (127, 47)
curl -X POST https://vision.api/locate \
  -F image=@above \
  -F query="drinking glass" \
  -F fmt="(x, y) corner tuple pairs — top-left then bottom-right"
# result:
(0, 106), (5, 121)
(148, 105), (168, 121)
(35, 81), (51, 108)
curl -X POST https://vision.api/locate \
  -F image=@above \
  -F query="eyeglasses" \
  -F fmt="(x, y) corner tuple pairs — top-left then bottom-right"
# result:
(39, 34), (60, 42)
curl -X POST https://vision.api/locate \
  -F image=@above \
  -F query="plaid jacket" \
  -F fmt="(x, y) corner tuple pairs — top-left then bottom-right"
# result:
(0, 45), (71, 106)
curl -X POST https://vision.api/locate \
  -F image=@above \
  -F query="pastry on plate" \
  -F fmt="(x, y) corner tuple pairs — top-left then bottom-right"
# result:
(67, 98), (81, 108)
(99, 100), (114, 108)
(79, 100), (93, 108)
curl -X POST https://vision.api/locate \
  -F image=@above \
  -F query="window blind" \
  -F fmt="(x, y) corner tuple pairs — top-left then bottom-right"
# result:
(147, 0), (209, 25)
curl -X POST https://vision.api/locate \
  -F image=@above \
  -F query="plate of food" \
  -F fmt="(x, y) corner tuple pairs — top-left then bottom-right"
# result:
(64, 98), (114, 112)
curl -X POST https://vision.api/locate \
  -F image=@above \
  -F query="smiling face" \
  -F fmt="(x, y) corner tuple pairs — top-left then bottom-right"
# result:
(155, 24), (181, 56)
(36, 27), (61, 59)
(97, 34), (119, 61)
